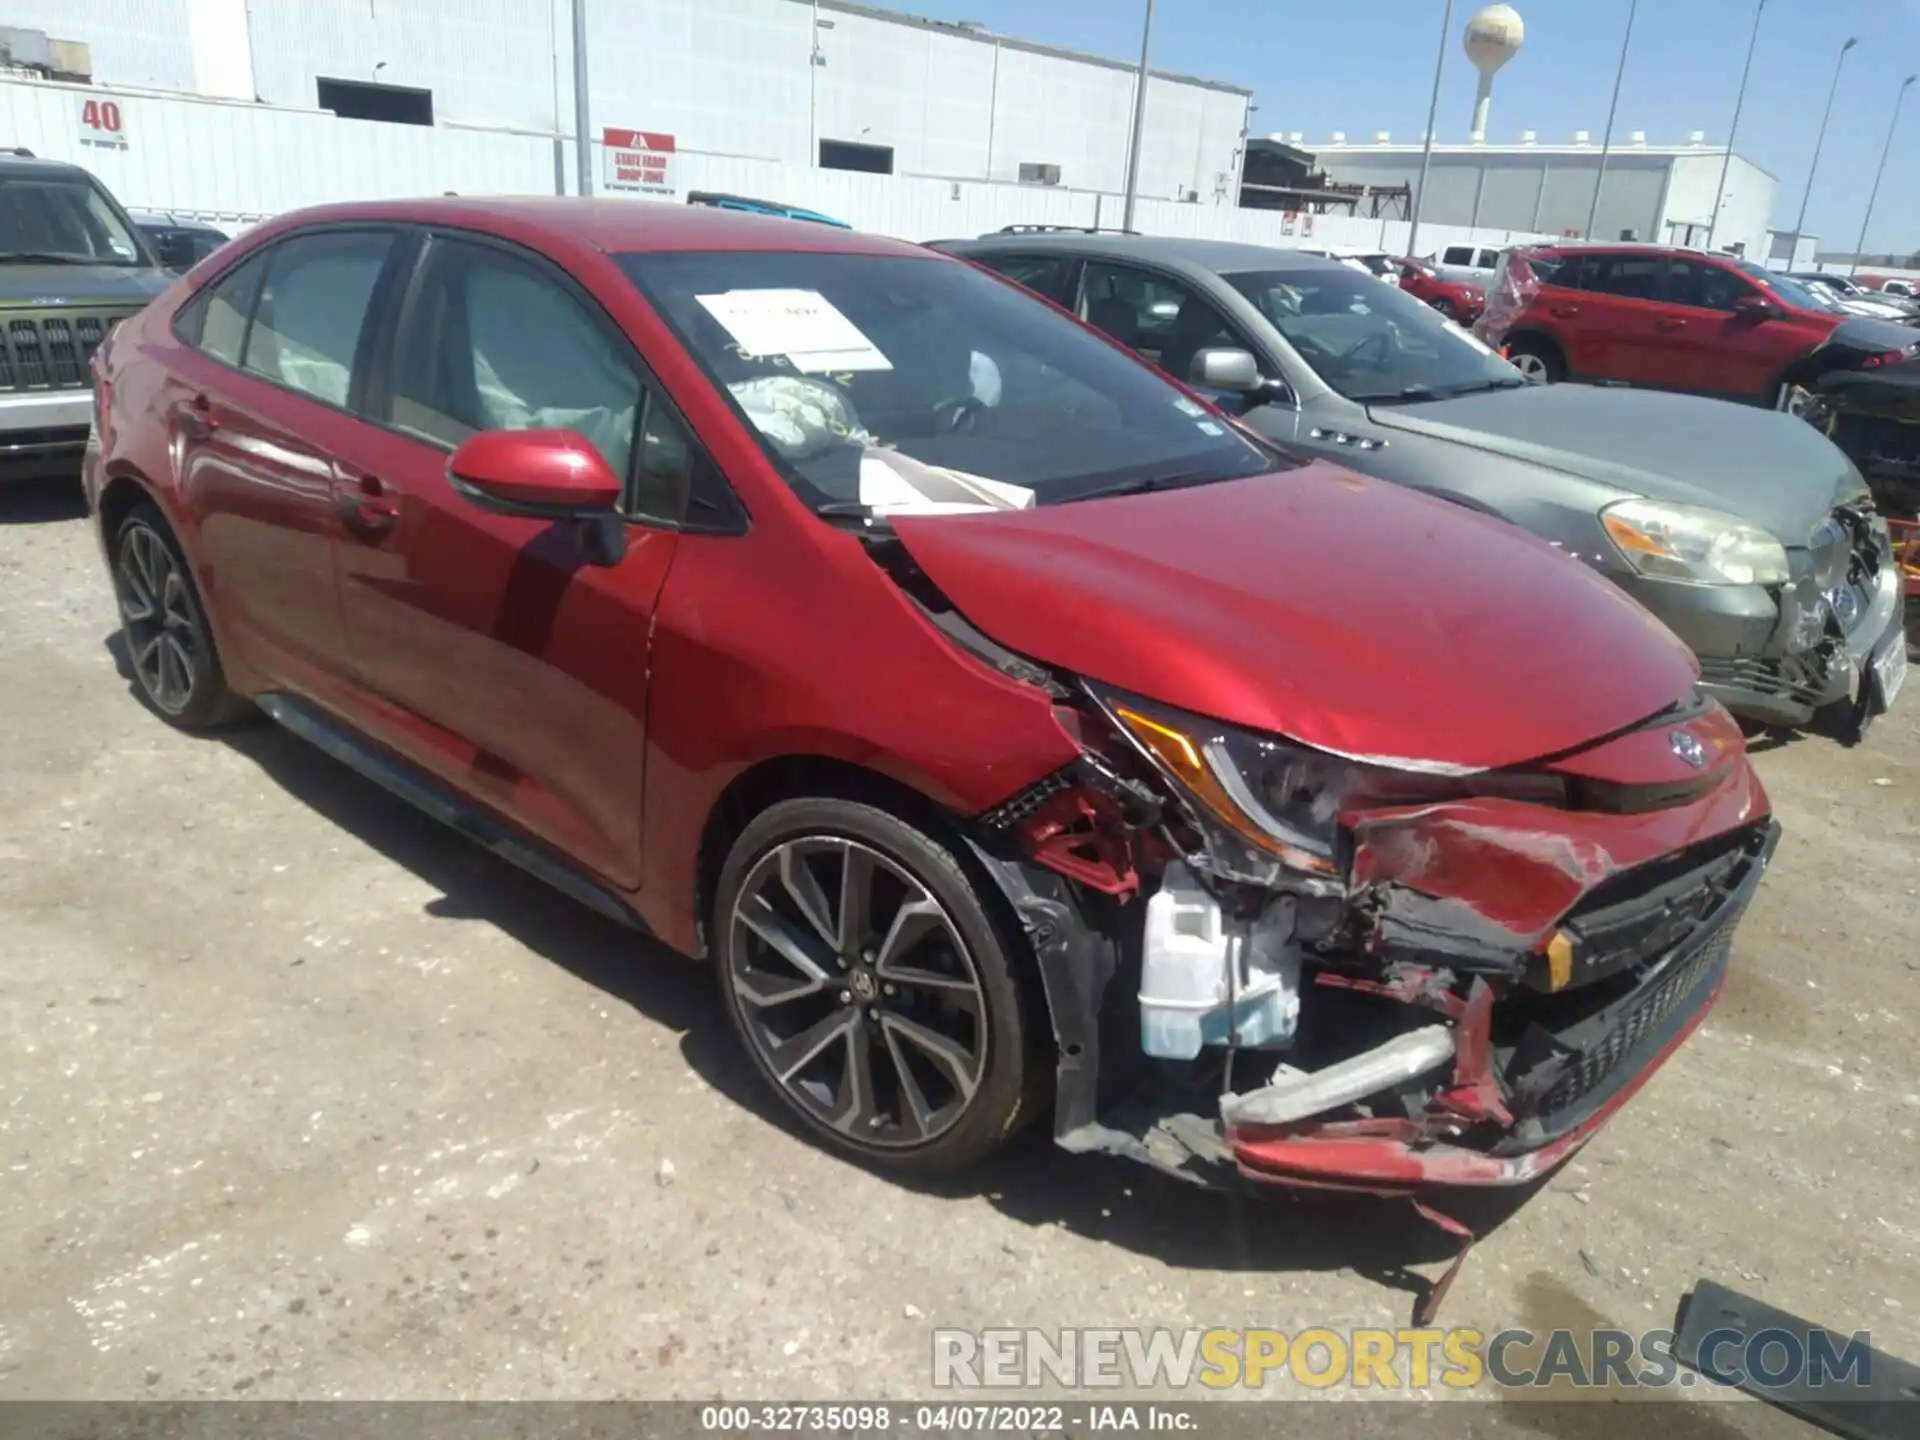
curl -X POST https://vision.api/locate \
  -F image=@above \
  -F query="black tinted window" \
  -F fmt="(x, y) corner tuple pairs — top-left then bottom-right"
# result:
(245, 230), (393, 406)
(1584, 255), (1665, 301)
(387, 237), (640, 478)
(977, 254), (1077, 306)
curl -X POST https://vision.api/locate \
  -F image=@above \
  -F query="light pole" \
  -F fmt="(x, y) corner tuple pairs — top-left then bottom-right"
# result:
(1794, 36), (1858, 243)
(1585, 0), (1640, 241)
(1853, 74), (1917, 277)
(1705, 0), (1765, 251)
(572, 0), (592, 197)
(1406, 0), (1455, 263)
(1119, 0), (1156, 233)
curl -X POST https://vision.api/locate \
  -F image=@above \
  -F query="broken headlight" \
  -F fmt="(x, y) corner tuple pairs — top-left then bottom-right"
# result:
(1095, 690), (1566, 881)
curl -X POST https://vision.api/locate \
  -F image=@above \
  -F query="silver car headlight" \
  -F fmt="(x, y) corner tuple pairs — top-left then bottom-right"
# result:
(1601, 499), (1790, 587)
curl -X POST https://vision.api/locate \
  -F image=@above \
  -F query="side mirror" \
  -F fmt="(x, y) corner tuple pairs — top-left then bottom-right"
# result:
(1734, 294), (1779, 321)
(448, 429), (627, 566)
(1189, 347), (1263, 394)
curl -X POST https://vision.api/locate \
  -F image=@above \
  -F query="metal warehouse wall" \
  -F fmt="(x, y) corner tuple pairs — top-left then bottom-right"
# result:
(0, 0), (1248, 203)
(1322, 148), (1693, 251)
(1661, 152), (1776, 255)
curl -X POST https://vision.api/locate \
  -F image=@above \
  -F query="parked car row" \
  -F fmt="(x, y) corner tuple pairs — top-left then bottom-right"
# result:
(75, 193), (1851, 1244)
(940, 229), (1905, 739)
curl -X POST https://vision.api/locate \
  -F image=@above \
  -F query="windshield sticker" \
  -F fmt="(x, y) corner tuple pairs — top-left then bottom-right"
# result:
(1195, 420), (1225, 435)
(1172, 397), (1207, 416)
(696, 289), (893, 373)
(858, 450), (1035, 515)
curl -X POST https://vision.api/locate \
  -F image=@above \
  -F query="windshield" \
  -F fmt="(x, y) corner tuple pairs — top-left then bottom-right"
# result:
(619, 251), (1276, 513)
(1736, 262), (1823, 311)
(1224, 267), (1521, 402)
(0, 174), (147, 266)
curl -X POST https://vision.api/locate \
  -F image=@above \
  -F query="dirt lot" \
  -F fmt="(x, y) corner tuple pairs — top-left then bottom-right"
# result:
(1, 476), (1916, 1419)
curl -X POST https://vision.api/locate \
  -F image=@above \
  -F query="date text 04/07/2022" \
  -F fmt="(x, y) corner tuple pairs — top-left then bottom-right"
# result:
(698, 1404), (1199, 1432)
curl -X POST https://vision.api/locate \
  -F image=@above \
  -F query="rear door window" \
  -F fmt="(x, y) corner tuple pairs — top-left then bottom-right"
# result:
(1583, 255), (1666, 301)
(244, 230), (395, 407)
(177, 251), (269, 363)
(1442, 246), (1473, 266)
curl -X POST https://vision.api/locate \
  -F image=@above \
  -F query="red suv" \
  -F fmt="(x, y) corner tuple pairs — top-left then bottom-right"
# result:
(84, 199), (1775, 1211)
(1483, 243), (1917, 409)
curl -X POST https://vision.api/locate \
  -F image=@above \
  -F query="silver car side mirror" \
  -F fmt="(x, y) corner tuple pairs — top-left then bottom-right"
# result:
(1189, 347), (1263, 393)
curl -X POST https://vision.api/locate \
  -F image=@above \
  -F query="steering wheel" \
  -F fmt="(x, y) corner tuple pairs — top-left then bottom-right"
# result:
(1342, 331), (1394, 366)
(933, 396), (984, 435)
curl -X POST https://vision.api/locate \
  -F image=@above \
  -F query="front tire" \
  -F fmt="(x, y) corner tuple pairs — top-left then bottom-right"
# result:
(713, 797), (1034, 1175)
(112, 504), (249, 730)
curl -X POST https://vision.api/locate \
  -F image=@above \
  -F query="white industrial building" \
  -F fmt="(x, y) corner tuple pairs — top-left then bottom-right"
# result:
(0, 0), (1252, 206)
(1310, 135), (1778, 261)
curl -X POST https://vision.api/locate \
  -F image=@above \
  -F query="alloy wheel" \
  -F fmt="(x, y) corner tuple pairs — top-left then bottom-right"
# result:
(116, 524), (201, 716)
(1510, 351), (1549, 381)
(727, 837), (988, 1148)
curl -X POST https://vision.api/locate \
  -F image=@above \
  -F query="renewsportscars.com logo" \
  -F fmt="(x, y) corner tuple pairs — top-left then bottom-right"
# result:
(931, 1325), (1875, 1392)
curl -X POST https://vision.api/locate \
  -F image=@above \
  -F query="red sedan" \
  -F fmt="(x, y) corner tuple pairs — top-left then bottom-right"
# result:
(1399, 257), (1485, 323)
(84, 199), (1774, 1209)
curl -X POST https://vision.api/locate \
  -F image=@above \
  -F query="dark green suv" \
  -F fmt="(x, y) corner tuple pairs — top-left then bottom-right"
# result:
(0, 152), (170, 481)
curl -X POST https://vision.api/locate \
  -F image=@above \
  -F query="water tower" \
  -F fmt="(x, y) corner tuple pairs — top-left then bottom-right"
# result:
(1464, 4), (1525, 140)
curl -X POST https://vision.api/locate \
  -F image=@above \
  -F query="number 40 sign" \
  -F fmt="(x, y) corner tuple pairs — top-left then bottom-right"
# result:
(78, 97), (129, 151)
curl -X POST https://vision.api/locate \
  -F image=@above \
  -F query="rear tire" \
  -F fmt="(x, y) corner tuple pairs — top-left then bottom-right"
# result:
(112, 504), (251, 730)
(713, 797), (1035, 1176)
(1505, 336), (1565, 384)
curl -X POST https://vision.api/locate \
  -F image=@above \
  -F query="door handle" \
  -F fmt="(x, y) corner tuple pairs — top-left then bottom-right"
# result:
(1656, 318), (1688, 330)
(177, 393), (217, 440)
(334, 467), (398, 537)
(1547, 305), (1580, 317)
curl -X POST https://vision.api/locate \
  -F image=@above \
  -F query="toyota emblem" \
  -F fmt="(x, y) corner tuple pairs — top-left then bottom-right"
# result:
(1670, 730), (1708, 769)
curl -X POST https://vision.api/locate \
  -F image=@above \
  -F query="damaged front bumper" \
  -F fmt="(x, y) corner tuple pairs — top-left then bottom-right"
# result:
(969, 705), (1778, 1198)
(1658, 505), (1906, 734)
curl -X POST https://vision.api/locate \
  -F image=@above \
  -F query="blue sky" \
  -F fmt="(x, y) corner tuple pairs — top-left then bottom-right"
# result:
(887, 0), (1920, 256)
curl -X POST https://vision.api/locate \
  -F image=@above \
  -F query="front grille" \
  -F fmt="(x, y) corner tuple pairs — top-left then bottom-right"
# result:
(0, 310), (127, 393)
(1534, 915), (1731, 1116)
(1494, 821), (1775, 1148)
(1698, 651), (1832, 709)
(1546, 824), (1760, 989)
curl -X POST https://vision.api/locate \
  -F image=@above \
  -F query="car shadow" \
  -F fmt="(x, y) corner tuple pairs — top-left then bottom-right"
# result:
(138, 659), (1539, 1322)
(0, 475), (88, 524)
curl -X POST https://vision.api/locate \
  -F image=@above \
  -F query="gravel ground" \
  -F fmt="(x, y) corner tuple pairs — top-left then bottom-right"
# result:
(1, 476), (1915, 1425)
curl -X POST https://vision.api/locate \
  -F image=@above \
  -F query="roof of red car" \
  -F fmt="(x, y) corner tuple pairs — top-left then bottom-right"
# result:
(253, 197), (929, 257)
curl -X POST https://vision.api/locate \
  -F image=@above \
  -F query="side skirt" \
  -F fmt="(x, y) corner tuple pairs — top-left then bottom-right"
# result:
(255, 692), (649, 933)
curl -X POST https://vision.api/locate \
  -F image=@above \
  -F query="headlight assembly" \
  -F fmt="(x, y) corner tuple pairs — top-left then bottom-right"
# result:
(1098, 692), (1566, 883)
(1601, 499), (1789, 587)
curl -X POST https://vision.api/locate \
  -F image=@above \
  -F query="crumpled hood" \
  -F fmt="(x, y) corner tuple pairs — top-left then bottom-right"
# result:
(891, 463), (1699, 770)
(0, 264), (168, 307)
(1364, 384), (1865, 542)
